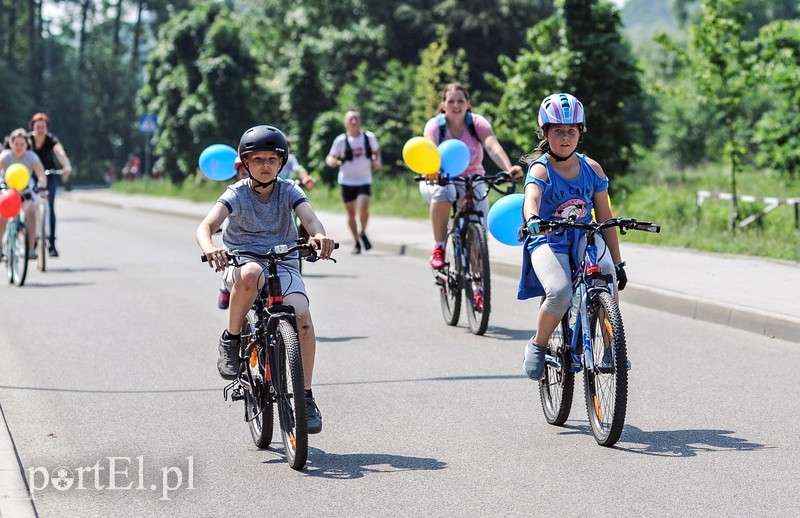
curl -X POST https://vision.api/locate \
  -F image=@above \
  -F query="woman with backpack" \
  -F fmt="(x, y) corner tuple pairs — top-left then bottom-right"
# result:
(420, 83), (523, 270)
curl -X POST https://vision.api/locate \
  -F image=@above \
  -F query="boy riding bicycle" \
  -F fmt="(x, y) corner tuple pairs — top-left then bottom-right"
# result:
(196, 125), (335, 434)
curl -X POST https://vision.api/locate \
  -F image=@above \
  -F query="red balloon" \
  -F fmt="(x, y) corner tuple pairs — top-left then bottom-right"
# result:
(0, 190), (22, 218)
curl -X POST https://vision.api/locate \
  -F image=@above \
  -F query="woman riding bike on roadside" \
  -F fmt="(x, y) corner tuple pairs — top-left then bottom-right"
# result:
(419, 83), (524, 272)
(0, 128), (48, 259)
(28, 113), (73, 257)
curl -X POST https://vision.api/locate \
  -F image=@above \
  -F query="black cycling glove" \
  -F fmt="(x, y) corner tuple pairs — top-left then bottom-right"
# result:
(615, 262), (628, 291)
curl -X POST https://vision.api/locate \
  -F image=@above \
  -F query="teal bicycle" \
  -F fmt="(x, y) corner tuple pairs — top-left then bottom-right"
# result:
(2, 192), (30, 286)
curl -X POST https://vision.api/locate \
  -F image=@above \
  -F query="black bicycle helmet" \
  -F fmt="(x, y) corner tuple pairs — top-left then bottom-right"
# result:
(237, 125), (289, 167)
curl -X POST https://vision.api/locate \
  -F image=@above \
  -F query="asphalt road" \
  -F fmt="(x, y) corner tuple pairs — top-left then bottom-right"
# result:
(1, 199), (800, 517)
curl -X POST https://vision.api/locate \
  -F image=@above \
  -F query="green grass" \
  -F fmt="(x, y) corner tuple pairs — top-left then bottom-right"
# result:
(614, 163), (800, 261)
(112, 165), (800, 261)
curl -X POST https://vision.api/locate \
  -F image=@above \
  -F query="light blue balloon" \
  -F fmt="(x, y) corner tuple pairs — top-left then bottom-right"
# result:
(487, 193), (525, 246)
(199, 144), (238, 181)
(438, 139), (471, 178)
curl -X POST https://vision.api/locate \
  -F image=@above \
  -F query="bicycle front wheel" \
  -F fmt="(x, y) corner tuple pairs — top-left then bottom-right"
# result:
(12, 222), (29, 286)
(439, 227), (461, 326)
(36, 203), (47, 272)
(539, 314), (575, 425)
(463, 222), (491, 335)
(584, 291), (628, 447)
(242, 311), (274, 449)
(275, 319), (308, 470)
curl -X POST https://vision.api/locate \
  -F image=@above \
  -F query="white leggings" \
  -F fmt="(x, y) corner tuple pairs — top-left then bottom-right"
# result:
(531, 234), (616, 318)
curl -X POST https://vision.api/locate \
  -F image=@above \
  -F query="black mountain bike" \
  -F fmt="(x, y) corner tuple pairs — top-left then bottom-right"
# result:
(202, 240), (337, 470)
(417, 172), (516, 335)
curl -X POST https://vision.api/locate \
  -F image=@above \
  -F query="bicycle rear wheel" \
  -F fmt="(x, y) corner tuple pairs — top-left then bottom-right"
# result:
(11, 222), (29, 286)
(584, 291), (628, 447)
(275, 319), (308, 470)
(439, 227), (461, 326)
(36, 203), (47, 272)
(242, 311), (274, 448)
(463, 222), (491, 335)
(539, 314), (575, 425)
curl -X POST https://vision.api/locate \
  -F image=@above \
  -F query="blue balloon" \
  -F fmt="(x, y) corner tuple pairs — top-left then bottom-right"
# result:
(487, 193), (525, 246)
(199, 144), (238, 181)
(438, 139), (471, 178)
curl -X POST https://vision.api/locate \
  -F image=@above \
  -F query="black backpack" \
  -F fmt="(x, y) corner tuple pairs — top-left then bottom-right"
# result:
(435, 111), (479, 144)
(342, 132), (373, 162)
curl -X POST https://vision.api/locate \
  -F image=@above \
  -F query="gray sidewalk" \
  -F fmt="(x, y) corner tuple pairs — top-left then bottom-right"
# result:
(65, 189), (800, 343)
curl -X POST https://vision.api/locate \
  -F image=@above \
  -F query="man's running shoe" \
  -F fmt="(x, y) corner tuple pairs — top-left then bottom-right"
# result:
(27, 249), (37, 260)
(218, 289), (230, 310)
(360, 233), (372, 251)
(48, 245), (59, 257)
(352, 242), (362, 255)
(305, 395), (323, 434)
(429, 245), (445, 269)
(217, 333), (240, 380)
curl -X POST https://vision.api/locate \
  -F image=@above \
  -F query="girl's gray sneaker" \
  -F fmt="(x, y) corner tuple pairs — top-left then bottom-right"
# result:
(523, 338), (546, 380)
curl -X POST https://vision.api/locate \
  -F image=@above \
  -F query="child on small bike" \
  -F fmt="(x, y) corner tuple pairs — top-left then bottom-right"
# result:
(519, 93), (627, 381)
(0, 128), (48, 259)
(196, 125), (335, 434)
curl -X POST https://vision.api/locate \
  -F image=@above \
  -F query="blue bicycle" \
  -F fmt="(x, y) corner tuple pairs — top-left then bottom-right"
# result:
(528, 216), (660, 446)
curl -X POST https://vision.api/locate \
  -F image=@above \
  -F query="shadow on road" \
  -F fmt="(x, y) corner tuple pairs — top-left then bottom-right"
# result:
(556, 422), (768, 456)
(299, 449), (447, 479)
(0, 385), (219, 394)
(318, 374), (524, 387)
(316, 336), (369, 343)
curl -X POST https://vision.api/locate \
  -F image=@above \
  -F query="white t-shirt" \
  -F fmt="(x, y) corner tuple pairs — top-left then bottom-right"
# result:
(278, 154), (302, 180)
(328, 131), (379, 186)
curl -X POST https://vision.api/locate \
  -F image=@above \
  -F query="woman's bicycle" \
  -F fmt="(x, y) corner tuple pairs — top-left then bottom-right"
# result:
(524, 216), (660, 447)
(2, 192), (30, 286)
(35, 169), (64, 271)
(202, 240), (337, 470)
(417, 172), (516, 335)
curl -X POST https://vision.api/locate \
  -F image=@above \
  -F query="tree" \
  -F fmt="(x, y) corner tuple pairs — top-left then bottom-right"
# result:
(658, 0), (752, 228)
(485, 0), (646, 179)
(139, 2), (261, 183)
(411, 25), (470, 135)
(753, 20), (800, 180)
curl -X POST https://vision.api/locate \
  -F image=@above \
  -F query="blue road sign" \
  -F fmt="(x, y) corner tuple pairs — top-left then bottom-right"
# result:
(138, 113), (158, 134)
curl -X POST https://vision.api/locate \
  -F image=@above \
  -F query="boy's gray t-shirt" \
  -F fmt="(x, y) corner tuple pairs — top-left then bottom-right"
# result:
(218, 178), (308, 257)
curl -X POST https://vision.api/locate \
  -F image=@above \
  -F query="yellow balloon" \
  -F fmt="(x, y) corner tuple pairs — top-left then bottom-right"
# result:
(402, 137), (441, 174)
(4, 163), (31, 192)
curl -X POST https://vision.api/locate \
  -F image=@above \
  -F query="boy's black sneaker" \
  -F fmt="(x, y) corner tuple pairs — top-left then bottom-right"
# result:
(360, 233), (372, 251)
(217, 333), (240, 380)
(305, 395), (323, 434)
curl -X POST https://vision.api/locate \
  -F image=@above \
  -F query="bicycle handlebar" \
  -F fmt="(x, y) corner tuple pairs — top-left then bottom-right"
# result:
(201, 241), (340, 266)
(414, 172), (517, 196)
(521, 216), (661, 240)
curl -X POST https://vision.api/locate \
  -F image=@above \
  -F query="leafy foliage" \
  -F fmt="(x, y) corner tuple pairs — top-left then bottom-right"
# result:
(752, 20), (800, 179)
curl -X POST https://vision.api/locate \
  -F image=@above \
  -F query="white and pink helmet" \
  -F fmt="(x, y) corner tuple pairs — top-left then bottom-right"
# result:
(538, 93), (586, 130)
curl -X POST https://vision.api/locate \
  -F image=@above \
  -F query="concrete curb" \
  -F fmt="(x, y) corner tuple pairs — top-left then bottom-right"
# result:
(70, 192), (800, 344)
(368, 241), (800, 344)
(0, 404), (36, 518)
